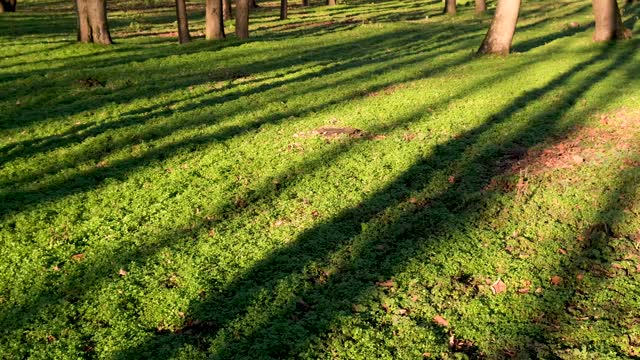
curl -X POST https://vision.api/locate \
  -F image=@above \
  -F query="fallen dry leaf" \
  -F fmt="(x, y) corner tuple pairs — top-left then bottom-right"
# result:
(576, 273), (585, 281)
(118, 268), (128, 276)
(376, 280), (395, 288)
(551, 276), (562, 285)
(491, 278), (507, 294)
(433, 315), (449, 327)
(558, 248), (568, 255)
(517, 287), (530, 294)
(208, 228), (216, 237)
(71, 253), (85, 261)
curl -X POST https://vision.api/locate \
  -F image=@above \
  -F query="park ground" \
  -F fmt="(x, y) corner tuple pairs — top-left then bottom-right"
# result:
(1, 0), (640, 358)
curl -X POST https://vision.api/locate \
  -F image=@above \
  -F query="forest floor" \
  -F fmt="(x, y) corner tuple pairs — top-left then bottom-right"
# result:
(1, 0), (640, 358)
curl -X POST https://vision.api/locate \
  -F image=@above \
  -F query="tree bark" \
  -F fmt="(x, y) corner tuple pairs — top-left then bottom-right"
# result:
(302, 0), (309, 6)
(326, 0), (336, 5)
(236, 0), (249, 39)
(280, 0), (287, 19)
(223, 0), (232, 20)
(250, 0), (258, 8)
(0, 0), (17, 12)
(477, 0), (521, 55)
(592, 0), (632, 41)
(443, 0), (456, 15)
(75, 0), (112, 44)
(175, 0), (191, 44)
(206, 0), (225, 39)
(475, 0), (486, 14)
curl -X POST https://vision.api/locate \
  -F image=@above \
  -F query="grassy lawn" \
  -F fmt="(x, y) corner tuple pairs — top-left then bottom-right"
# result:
(1, 0), (640, 358)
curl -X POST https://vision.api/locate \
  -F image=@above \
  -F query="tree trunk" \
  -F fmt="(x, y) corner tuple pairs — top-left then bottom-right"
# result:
(477, 0), (521, 55)
(236, 0), (249, 38)
(475, 0), (486, 14)
(206, 0), (225, 39)
(326, 0), (336, 5)
(223, 0), (232, 20)
(75, 0), (112, 44)
(250, 0), (258, 8)
(443, 0), (456, 15)
(175, 0), (191, 44)
(0, 0), (17, 12)
(592, 0), (632, 41)
(280, 0), (287, 19)
(302, 0), (309, 6)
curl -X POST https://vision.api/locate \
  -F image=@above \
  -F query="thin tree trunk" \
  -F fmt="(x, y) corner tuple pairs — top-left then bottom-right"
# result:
(326, 0), (336, 5)
(475, 0), (486, 14)
(443, 0), (456, 15)
(236, 0), (249, 38)
(0, 0), (17, 12)
(223, 0), (232, 20)
(592, 0), (632, 41)
(477, 0), (521, 55)
(175, 0), (191, 44)
(206, 0), (225, 39)
(302, 0), (309, 6)
(280, 0), (287, 19)
(250, 0), (258, 8)
(75, 0), (112, 44)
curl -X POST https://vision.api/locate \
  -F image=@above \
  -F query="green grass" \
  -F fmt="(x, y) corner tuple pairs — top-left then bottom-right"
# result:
(1, 0), (640, 358)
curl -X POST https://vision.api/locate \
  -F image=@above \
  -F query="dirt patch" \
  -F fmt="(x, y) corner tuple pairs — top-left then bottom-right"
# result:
(506, 107), (640, 175)
(78, 77), (105, 88)
(368, 84), (406, 98)
(294, 125), (364, 139)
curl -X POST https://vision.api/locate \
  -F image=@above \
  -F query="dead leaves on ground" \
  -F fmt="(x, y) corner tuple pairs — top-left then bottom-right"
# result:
(433, 315), (449, 327)
(490, 278), (507, 294)
(505, 107), (640, 175)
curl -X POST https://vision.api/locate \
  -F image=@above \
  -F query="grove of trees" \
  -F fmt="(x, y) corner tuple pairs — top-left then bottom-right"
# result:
(2, 0), (632, 51)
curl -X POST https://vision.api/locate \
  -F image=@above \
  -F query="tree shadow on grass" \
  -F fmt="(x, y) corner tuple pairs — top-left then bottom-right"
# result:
(0, 46), (523, 358)
(111, 43), (637, 358)
(0, 22), (490, 215)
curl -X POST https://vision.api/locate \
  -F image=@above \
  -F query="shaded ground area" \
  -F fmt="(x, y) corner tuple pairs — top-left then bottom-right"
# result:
(1, 0), (639, 358)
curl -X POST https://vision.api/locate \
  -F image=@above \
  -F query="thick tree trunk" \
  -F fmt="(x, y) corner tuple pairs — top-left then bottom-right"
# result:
(592, 0), (632, 41)
(443, 0), (456, 15)
(206, 0), (225, 39)
(280, 0), (287, 19)
(223, 0), (232, 20)
(302, 0), (309, 6)
(175, 0), (191, 44)
(326, 0), (336, 5)
(236, 0), (249, 38)
(475, 0), (486, 14)
(75, 0), (112, 44)
(477, 0), (521, 55)
(0, 0), (17, 12)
